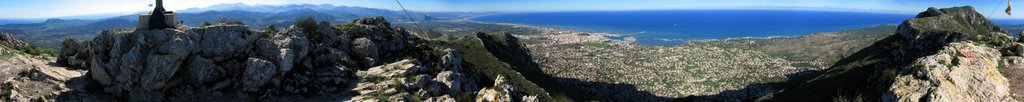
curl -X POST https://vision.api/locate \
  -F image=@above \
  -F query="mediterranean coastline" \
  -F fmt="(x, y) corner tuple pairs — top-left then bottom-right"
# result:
(454, 16), (897, 98)
(469, 10), (911, 45)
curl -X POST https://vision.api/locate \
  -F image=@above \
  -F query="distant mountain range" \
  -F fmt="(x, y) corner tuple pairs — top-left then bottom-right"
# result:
(0, 3), (488, 48)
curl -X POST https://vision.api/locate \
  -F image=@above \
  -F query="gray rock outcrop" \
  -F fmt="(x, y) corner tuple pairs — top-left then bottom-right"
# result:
(0, 32), (28, 48)
(347, 50), (482, 101)
(58, 39), (88, 69)
(61, 17), (423, 101)
(883, 6), (1017, 102)
(55, 16), (527, 101)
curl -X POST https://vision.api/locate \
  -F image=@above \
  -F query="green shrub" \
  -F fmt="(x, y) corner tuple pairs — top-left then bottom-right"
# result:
(30, 47), (57, 56)
(295, 17), (318, 34)
(0, 84), (11, 97)
(200, 22), (212, 28)
(265, 24), (278, 34)
(0, 48), (10, 60)
(295, 17), (325, 42)
(0, 43), (59, 59)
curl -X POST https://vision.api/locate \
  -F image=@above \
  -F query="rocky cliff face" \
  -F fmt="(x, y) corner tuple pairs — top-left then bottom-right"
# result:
(56, 17), (538, 101)
(760, 6), (1020, 102)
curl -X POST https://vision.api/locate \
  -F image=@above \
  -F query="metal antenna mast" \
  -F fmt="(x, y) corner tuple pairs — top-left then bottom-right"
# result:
(394, 0), (424, 36)
(990, 0), (1014, 16)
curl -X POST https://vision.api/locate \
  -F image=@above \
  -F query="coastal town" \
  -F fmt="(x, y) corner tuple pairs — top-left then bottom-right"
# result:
(398, 20), (896, 98)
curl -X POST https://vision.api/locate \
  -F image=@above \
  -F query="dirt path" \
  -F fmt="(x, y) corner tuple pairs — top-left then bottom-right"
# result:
(1004, 64), (1024, 100)
(0, 53), (86, 101)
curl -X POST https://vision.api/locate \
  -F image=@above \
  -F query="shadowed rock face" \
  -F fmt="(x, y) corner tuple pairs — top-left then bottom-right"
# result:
(760, 6), (1019, 102)
(71, 21), (359, 101)
(58, 39), (88, 69)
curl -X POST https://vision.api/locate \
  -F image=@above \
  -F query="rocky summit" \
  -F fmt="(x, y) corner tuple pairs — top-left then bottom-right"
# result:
(54, 17), (536, 101)
(760, 6), (1019, 102)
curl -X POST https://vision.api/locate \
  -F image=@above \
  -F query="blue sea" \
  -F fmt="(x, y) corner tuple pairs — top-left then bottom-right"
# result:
(992, 19), (1024, 25)
(0, 19), (46, 25)
(471, 10), (915, 45)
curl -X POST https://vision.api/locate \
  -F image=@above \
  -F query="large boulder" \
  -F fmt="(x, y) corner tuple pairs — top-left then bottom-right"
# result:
(254, 27), (310, 74)
(58, 39), (88, 69)
(1018, 30), (1024, 42)
(352, 37), (379, 68)
(434, 71), (477, 95)
(1003, 43), (1024, 56)
(184, 57), (225, 85)
(241, 58), (276, 92)
(142, 36), (193, 90)
(442, 48), (463, 72)
(475, 75), (514, 102)
(192, 25), (255, 61)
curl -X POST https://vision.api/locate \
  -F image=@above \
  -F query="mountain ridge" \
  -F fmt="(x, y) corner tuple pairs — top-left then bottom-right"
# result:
(0, 4), (485, 49)
(759, 6), (1020, 102)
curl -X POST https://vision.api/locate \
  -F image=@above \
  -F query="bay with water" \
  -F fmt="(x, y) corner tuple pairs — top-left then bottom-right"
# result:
(471, 10), (915, 45)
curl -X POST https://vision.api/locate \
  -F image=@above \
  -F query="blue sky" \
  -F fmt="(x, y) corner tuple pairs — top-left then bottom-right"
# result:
(0, 0), (1020, 19)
